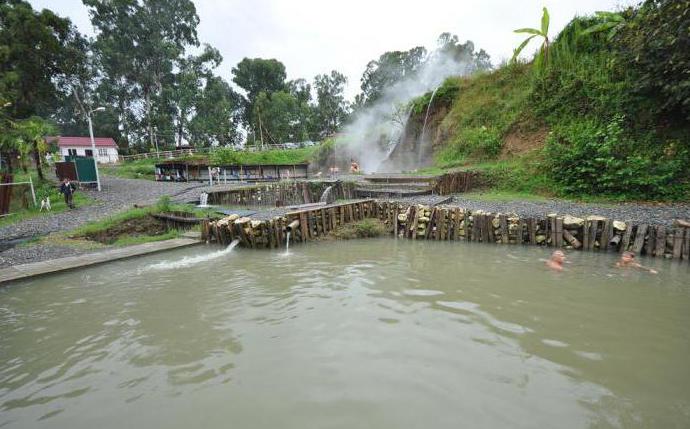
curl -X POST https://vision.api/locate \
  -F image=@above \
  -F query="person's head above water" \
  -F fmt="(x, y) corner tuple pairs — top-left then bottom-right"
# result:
(551, 250), (565, 264)
(620, 251), (636, 265)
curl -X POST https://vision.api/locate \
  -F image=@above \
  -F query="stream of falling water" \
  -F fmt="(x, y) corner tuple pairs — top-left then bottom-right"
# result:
(418, 86), (440, 164)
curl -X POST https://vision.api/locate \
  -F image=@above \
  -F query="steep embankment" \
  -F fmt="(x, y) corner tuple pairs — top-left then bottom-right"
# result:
(408, 5), (690, 201)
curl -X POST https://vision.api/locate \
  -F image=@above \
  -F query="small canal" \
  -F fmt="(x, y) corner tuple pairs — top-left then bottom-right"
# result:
(1, 240), (689, 428)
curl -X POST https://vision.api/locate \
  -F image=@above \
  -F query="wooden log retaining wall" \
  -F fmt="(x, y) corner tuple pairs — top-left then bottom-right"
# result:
(432, 171), (478, 195)
(206, 181), (356, 207)
(201, 202), (690, 261)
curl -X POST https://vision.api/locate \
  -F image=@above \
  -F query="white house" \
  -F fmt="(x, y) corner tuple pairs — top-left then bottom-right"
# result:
(50, 136), (120, 164)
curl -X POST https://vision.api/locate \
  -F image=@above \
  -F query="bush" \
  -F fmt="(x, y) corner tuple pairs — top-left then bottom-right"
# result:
(436, 126), (502, 166)
(545, 115), (689, 199)
(332, 218), (386, 239)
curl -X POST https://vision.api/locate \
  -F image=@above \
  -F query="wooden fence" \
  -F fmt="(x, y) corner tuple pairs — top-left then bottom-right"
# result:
(202, 201), (690, 262)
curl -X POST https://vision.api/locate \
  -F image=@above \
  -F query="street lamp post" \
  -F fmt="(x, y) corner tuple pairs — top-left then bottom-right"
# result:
(87, 106), (105, 191)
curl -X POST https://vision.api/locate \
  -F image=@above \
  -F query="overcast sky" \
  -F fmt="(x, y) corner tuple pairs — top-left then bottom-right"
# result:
(31, 0), (633, 99)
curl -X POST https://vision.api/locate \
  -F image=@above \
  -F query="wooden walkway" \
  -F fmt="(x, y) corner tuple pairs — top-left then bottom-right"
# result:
(0, 233), (201, 285)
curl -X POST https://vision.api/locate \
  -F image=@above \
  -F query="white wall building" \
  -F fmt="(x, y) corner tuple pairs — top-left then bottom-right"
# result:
(51, 136), (120, 164)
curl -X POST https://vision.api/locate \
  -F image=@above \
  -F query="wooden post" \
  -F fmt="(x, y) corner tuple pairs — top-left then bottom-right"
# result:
(299, 212), (309, 242)
(516, 219), (525, 244)
(329, 208), (336, 231)
(600, 219), (612, 252)
(499, 214), (508, 244)
(321, 208), (328, 235)
(588, 220), (598, 250)
(528, 218), (536, 245)
(411, 206), (420, 240)
(684, 228), (690, 261)
(654, 226), (666, 257)
(548, 215), (557, 247)
(482, 214), (490, 243)
(632, 224), (648, 254)
(555, 217), (564, 248)
(672, 229), (683, 259)
(620, 224), (633, 253)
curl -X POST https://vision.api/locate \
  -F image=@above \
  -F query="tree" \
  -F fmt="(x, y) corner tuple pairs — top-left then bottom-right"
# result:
(356, 47), (428, 107)
(314, 70), (350, 137)
(252, 90), (305, 145)
(14, 117), (56, 179)
(511, 7), (551, 63)
(231, 57), (287, 130)
(436, 33), (492, 71)
(84, 0), (200, 151)
(189, 76), (242, 146)
(580, 11), (627, 41)
(0, 0), (87, 176)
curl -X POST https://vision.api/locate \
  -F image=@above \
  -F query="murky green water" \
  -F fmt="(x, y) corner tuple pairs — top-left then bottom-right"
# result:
(1, 239), (689, 428)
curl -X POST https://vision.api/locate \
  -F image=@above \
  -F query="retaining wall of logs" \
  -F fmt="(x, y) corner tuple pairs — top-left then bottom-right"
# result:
(206, 181), (356, 207)
(201, 201), (690, 261)
(432, 171), (478, 195)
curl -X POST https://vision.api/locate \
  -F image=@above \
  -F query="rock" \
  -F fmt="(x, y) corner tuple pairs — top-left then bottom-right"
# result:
(563, 215), (585, 227)
(419, 216), (429, 223)
(536, 235), (546, 244)
(397, 214), (407, 222)
(250, 220), (262, 228)
(228, 214), (240, 222)
(491, 218), (500, 228)
(613, 221), (626, 231)
(235, 217), (251, 224)
(587, 215), (606, 221)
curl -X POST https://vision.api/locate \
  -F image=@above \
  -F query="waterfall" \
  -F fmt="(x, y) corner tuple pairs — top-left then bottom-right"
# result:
(319, 185), (334, 203)
(286, 231), (291, 251)
(198, 192), (209, 207)
(418, 86), (440, 163)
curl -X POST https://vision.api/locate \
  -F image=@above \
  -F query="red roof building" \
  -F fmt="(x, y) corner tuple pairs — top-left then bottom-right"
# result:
(49, 136), (120, 163)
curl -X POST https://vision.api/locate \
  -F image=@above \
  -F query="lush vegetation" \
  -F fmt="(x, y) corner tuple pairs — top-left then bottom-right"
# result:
(420, 0), (690, 200)
(210, 147), (316, 166)
(99, 159), (158, 180)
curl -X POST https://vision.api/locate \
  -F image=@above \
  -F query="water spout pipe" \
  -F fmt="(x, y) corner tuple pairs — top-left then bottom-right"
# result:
(285, 220), (300, 233)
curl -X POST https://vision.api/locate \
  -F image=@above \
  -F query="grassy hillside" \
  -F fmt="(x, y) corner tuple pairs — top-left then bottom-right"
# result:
(417, 1), (690, 201)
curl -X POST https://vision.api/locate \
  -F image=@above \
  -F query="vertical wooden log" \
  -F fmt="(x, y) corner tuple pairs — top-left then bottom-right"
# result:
(499, 214), (508, 244)
(588, 220), (598, 250)
(437, 209), (446, 240)
(517, 219), (525, 244)
(548, 215), (557, 247)
(620, 224), (633, 253)
(632, 224), (648, 254)
(645, 226), (656, 256)
(329, 208), (336, 231)
(411, 206), (420, 239)
(684, 228), (690, 261)
(672, 229), (683, 259)
(472, 213), (481, 242)
(486, 214), (495, 243)
(655, 226), (666, 257)
(339, 206), (345, 226)
(555, 217), (564, 248)
(452, 208), (460, 241)
(600, 219), (611, 252)
(321, 209), (328, 235)
(299, 212), (309, 242)
(528, 218), (536, 245)
(482, 214), (490, 243)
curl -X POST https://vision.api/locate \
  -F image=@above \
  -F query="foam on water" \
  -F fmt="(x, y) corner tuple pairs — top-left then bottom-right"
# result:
(144, 239), (240, 271)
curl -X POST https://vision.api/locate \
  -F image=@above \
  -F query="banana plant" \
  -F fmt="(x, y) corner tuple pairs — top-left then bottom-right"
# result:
(511, 7), (550, 63)
(580, 11), (626, 41)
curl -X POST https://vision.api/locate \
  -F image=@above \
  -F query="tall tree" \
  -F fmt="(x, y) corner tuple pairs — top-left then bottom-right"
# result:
(313, 70), (350, 137)
(231, 57), (287, 131)
(84, 0), (200, 151)
(0, 0), (87, 177)
(189, 76), (242, 146)
(355, 47), (427, 107)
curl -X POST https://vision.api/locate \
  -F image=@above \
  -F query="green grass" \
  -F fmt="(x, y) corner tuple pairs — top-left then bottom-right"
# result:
(210, 147), (317, 166)
(0, 171), (95, 227)
(100, 159), (157, 180)
(111, 229), (183, 246)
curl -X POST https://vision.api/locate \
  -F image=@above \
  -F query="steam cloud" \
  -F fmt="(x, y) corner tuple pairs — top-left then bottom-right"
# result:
(339, 51), (478, 173)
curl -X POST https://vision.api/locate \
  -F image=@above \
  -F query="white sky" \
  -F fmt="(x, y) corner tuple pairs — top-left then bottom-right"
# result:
(31, 0), (633, 99)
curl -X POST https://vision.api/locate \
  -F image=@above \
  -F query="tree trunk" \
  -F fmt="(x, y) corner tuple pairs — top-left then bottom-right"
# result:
(32, 140), (44, 180)
(145, 89), (155, 151)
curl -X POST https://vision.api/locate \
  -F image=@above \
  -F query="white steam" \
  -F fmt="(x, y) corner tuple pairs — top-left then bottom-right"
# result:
(340, 51), (477, 173)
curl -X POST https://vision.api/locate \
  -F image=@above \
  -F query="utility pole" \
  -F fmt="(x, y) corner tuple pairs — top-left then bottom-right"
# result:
(87, 107), (105, 191)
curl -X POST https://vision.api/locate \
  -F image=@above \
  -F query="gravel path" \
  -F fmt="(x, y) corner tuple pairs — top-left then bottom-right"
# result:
(0, 176), (207, 267)
(445, 194), (690, 226)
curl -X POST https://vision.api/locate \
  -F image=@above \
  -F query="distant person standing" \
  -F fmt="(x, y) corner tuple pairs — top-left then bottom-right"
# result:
(59, 178), (77, 209)
(350, 159), (360, 173)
